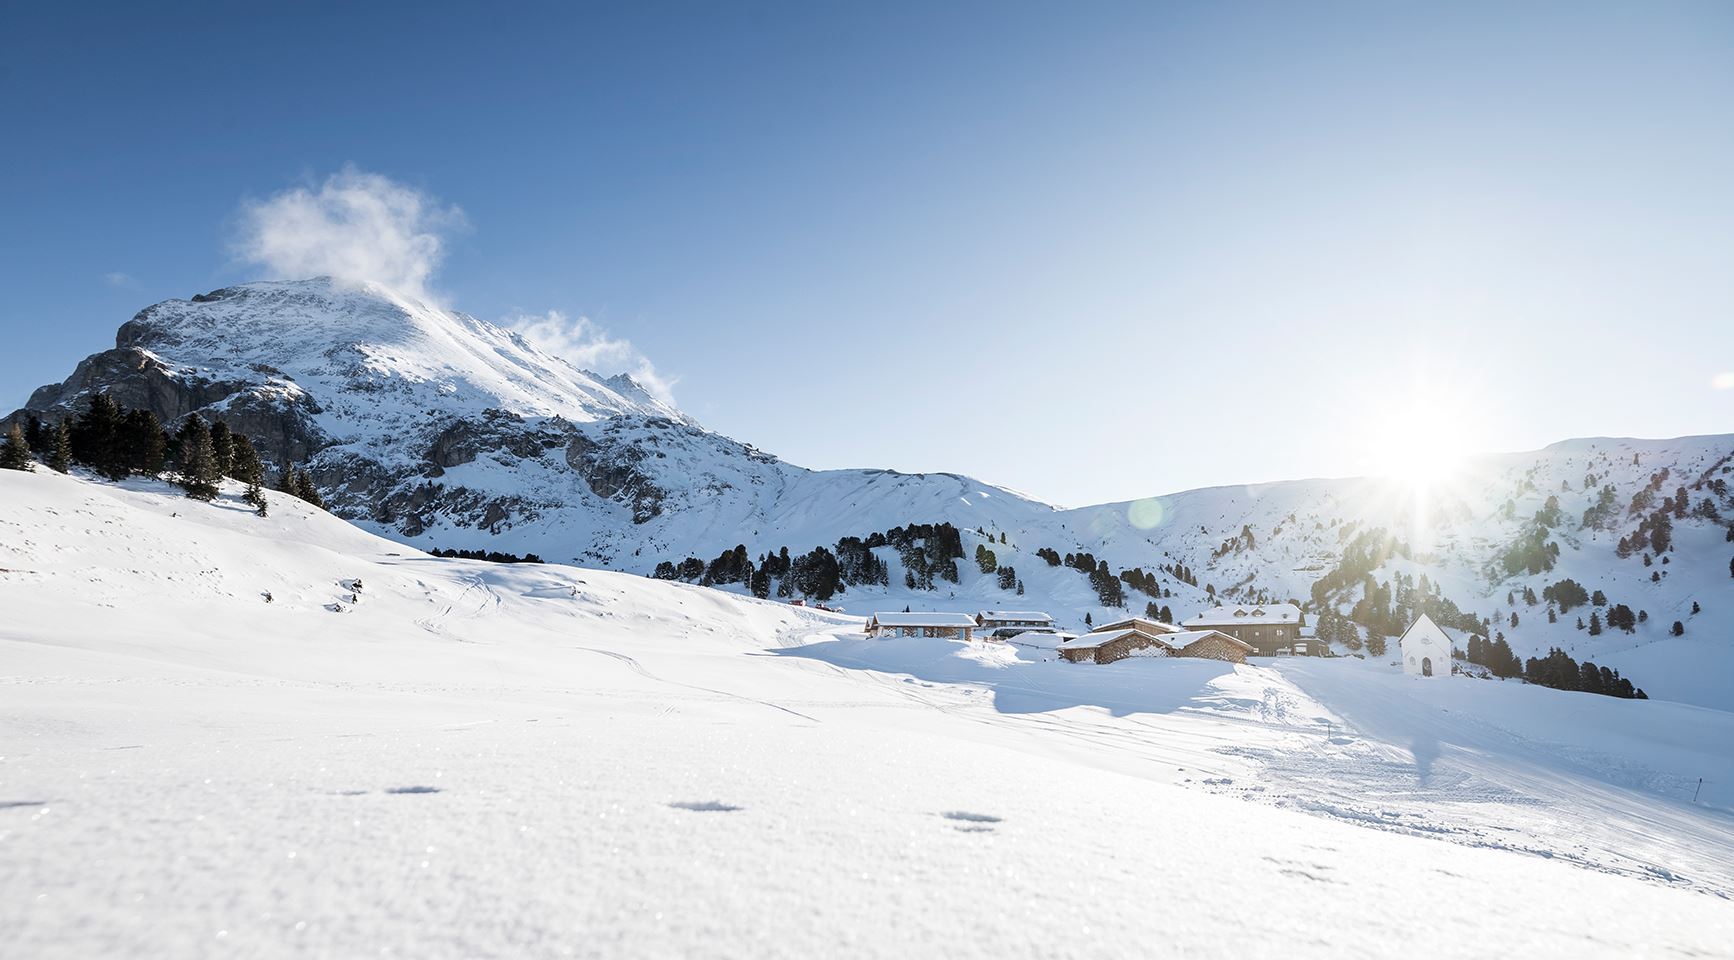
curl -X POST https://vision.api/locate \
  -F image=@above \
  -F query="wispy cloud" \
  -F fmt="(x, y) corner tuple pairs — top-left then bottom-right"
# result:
(508, 309), (677, 404)
(232, 167), (675, 404)
(103, 271), (139, 289)
(233, 167), (465, 302)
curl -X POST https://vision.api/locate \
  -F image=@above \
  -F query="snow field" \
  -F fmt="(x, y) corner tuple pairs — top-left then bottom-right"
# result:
(3, 468), (1732, 958)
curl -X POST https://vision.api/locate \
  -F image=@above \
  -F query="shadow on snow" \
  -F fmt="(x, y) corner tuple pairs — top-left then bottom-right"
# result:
(774, 633), (1250, 718)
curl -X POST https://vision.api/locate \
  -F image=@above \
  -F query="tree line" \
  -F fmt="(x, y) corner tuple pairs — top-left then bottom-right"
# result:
(1520, 648), (1646, 699)
(0, 394), (326, 515)
(653, 522), (964, 602)
(429, 547), (544, 564)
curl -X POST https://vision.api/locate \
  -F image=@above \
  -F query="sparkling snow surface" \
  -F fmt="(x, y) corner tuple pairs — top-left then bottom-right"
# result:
(2, 470), (1731, 958)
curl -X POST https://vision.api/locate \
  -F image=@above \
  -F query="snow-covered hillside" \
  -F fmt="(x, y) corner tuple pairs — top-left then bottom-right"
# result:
(3, 468), (1731, 957)
(665, 435), (1734, 709)
(1030, 435), (1734, 708)
(7, 279), (1729, 707)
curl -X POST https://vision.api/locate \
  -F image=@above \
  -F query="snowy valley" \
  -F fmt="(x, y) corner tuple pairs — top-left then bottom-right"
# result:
(6, 279), (1732, 709)
(4, 280), (1734, 957)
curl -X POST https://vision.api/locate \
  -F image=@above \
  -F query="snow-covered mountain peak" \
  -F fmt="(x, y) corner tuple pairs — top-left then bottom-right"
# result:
(7, 277), (1054, 566)
(113, 277), (684, 426)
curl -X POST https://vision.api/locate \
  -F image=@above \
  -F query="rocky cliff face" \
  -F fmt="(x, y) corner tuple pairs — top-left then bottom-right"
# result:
(19, 344), (328, 465)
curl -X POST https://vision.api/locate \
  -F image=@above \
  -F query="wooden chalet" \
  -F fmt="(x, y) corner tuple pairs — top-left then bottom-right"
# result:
(1058, 626), (1251, 665)
(865, 612), (977, 641)
(1181, 603), (1322, 656)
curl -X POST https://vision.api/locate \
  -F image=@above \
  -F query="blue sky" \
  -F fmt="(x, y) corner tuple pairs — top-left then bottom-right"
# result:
(3, 1), (1732, 506)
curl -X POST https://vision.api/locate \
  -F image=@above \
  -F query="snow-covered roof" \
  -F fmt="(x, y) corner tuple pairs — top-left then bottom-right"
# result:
(869, 612), (978, 628)
(1162, 629), (1255, 652)
(1182, 603), (1302, 627)
(977, 610), (1056, 623)
(1005, 631), (1074, 649)
(1091, 616), (1179, 635)
(1398, 614), (1457, 649)
(1058, 628), (1175, 651)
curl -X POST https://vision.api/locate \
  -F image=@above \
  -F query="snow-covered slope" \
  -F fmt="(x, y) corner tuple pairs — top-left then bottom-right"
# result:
(3, 467), (1731, 957)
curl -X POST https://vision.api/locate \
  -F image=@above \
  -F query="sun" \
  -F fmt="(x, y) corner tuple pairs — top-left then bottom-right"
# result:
(1367, 380), (1476, 488)
(1381, 425), (1467, 490)
(1359, 378), (1484, 548)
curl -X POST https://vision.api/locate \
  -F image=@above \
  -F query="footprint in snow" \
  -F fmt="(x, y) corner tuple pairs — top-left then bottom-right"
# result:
(669, 800), (742, 813)
(385, 786), (442, 795)
(940, 811), (1002, 831)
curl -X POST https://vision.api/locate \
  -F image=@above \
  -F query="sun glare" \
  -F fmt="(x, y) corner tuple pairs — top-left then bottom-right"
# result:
(1369, 381), (1475, 488)
(1359, 378), (1485, 549)
(1383, 427), (1465, 489)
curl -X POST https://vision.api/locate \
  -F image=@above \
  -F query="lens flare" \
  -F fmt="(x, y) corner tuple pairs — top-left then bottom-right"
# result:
(1128, 498), (1166, 530)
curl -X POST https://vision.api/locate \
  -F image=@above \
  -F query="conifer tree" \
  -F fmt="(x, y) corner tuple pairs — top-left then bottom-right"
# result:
(278, 463), (303, 498)
(0, 423), (32, 471)
(1365, 627), (1386, 657)
(48, 421), (72, 473)
(295, 469), (325, 509)
(175, 416), (221, 501)
(975, 543), (997, 575)
(229, 435), (264, 485)
(121, 409), (167, 475)
(1588, 611), (1602, 636)
(23, 416), (48, 452)
(232, 436), (267, 516)
(243, 476), (268, 515)
(208, 420), (234, 478)
(71, 393), (127, 479)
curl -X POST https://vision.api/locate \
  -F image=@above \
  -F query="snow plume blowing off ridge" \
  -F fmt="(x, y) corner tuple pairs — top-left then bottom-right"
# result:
(508, 309), (677, 405)
(235, 167), (465, 303)
(234, 167), (675, 404)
